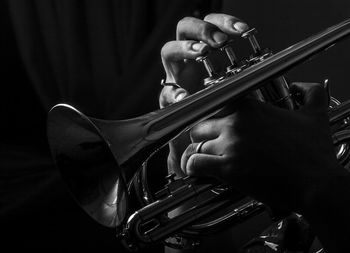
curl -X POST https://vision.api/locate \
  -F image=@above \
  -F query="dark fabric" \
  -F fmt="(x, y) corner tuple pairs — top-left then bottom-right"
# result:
(3, 0), (348, 251)
(0, 0), (221, 250)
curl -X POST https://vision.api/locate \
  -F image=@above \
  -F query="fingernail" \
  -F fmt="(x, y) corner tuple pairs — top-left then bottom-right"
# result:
(175, 93), (187, 102)
(192, 42), (206, 52)
(233, 22), (249, 33)
(212, 31), (228, 44)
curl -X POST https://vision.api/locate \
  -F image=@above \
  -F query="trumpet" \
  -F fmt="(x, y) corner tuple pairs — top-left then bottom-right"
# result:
(47, 18), (350, 251)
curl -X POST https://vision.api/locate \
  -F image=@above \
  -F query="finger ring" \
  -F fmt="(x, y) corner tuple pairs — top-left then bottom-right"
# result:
(160, 79), (181, 88)
(195, 141), (206, 154)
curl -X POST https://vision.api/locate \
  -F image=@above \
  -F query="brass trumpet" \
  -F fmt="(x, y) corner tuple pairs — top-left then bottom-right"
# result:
(47, 18), (350, 251)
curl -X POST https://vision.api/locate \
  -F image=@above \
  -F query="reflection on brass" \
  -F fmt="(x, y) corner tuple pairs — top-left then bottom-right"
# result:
(48, 19), (350, 251)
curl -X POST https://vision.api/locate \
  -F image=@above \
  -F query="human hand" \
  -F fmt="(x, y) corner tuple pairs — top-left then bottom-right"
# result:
(181, 82), (345, 213)
(159, 13), (249, 176)
(159, 13), (249, 108)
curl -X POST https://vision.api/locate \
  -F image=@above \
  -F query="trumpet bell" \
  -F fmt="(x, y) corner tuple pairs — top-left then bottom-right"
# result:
(47, 104), (128, 228)
(46, 18), (350, 250)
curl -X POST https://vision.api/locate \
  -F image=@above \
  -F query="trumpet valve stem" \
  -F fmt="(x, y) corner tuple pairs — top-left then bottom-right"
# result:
(220, 43), (238, 67)
(196, 55), (216, 77)
(196, 55), (218, 86)
(242, 28), (261, 54)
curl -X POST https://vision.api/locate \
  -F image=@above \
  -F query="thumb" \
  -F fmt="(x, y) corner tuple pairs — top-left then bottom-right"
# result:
(159, 86), (189, 108)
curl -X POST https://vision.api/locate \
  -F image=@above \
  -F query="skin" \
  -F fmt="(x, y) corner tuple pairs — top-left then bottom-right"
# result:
(160, 13), (350, 252)
(160, 13), (250, 178)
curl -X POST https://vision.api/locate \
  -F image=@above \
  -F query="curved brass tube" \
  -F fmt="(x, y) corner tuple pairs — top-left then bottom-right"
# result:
(47, 18), (350, 251)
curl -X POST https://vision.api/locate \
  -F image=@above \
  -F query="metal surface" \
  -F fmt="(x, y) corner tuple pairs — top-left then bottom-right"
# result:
(47, 104), (128, 228)
(47, 18), (350, 250)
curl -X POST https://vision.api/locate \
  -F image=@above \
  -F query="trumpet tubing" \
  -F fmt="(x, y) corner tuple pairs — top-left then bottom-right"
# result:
(47, 18), (350, 251)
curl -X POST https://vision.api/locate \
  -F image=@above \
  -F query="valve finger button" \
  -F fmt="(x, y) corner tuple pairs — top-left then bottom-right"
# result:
(196, 55), (218, 86)
(242, 28), (261, 54)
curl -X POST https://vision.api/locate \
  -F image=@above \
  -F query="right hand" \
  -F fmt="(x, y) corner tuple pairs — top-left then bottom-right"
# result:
(159, 13), (249, 175)
(181, 82), (344, 213)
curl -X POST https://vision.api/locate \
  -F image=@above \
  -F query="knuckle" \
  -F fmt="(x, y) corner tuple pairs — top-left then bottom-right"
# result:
(177, 16), (192, 33)
(198, 23), (212, 40)
(203, 13), (216, 21)
(190, 121), (208, 140)
(184, 143), (196, 158)
(186, 155), (198, 176)
(224, 14), (235, 24)
(160, 41), (173, 59)
(182, 41), (193, 52)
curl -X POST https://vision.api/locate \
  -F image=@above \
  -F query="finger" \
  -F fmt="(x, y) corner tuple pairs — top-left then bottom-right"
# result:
(204, 13), (249, 34)
(161, 40), (209, 83)
(185, 153), (225, 179)
(289, 82), (328, 111)
(181, 141), (207, 171)
(159, 86), (189, 108)
(176, 17), (229, 48)
(161, 40), (209, 63)
(180, 139), (227, 170)
(190, 117), (229, 142)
